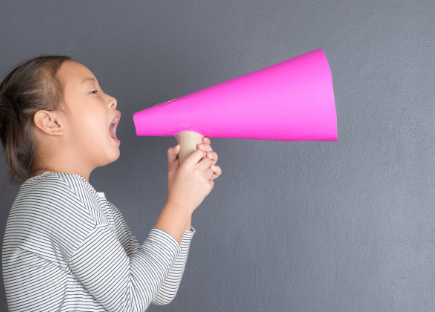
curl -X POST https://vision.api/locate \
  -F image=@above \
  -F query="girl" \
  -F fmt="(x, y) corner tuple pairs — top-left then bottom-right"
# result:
(0, 55), (221, 311)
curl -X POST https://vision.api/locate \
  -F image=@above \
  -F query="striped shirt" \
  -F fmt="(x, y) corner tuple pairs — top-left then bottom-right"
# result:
(2, 171), (195, 311)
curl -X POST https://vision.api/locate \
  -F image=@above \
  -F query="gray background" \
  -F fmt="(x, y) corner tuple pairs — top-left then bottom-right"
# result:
(0, 1), (434, 311)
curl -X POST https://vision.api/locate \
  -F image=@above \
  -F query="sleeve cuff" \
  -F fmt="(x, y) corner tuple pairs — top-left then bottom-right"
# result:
(149, 228), (182, 255)
(183, 226), (196, 237)
(179, 226), (195, 250)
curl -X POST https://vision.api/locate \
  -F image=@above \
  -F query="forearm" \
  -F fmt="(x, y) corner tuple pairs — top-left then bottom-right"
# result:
(185, 214), (192, 231)
(152, 228), (195, 305)
(154, 200), (191, 244)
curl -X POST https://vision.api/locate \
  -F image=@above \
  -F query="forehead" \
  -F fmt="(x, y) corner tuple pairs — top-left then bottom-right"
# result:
(57, 60), (96, 92)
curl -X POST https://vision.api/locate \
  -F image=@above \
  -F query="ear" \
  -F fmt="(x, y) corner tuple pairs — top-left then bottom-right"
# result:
(33, 110), (65, 136)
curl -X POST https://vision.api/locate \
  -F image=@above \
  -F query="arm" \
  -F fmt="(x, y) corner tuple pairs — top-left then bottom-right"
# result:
(129, 227), (195, 305)
(107, 200), (196, 305)
(67, 225), (181, 312)
(185, 214), (192, 231)
(152, 228), (194, 304)
(64, 199), (186, 312)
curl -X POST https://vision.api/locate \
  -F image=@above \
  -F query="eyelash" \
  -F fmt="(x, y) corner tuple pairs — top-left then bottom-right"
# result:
(91, 90), (98, 94)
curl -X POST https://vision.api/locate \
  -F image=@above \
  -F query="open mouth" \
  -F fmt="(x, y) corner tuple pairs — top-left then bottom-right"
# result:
(109, 112), (121, 143)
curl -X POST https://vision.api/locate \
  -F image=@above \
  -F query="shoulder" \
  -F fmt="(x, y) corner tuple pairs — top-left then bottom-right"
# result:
(105, 199), (121, 216)
(4, 172), (110, 260)
(17, 172), (108, 226)
(105, 199), (128, 227)
(21, 172), (89, 198)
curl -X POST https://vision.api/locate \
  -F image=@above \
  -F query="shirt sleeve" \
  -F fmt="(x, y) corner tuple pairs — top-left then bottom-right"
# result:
(107, 200), (196, 305)
(61, 196), (183, 312)
(67, 224), (181, 312)
(133, 228), (195, 305)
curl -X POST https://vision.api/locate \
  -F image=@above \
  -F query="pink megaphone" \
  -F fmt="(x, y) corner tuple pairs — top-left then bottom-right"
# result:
(133, 48), (336, 164)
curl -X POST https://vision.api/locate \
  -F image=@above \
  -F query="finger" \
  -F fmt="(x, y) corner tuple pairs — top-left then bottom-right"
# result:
(208, 178), (214, 192)
(203, 136), (211, 145)
(185, 149), (207, 165)
(198, 152), (213, 171)
(202, 150), (218, 165)
(197, 143), (213, 152)
(197, 143), (215, 162)
(209, 151), (218, 165)
(210, 165), (221, 179)
(167, 145), (180, 172)
(170, 157), (180, 173)
(206, 166), (214, 179)
(205, 151), (215, 162)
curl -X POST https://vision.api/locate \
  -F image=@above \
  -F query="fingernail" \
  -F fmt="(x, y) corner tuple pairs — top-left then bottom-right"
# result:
(198, 144), (204, 149)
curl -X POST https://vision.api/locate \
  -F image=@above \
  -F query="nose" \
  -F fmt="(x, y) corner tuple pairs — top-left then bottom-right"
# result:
(108, 95), (117, 109)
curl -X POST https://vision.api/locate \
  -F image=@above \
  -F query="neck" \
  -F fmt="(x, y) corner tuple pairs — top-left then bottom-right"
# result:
(30, 167), (91, 183)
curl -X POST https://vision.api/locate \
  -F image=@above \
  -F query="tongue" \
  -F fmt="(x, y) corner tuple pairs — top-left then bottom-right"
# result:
(109, 123), (117, 140)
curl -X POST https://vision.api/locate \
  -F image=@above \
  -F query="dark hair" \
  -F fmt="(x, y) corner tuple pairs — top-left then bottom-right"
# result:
(0, 55), (73, 185)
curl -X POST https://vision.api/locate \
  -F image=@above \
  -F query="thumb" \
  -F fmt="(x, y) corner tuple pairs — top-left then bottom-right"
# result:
(168, 144), (180, 172)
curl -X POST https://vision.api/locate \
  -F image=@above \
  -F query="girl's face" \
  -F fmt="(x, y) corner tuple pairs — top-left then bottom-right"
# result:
(56, 60), (121, 169)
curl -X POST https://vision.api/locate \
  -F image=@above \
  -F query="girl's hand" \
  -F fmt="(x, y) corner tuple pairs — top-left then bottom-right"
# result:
(195, 136), (221, 180)
(167, 136), (221, 196)
(166, 136), (221, 213)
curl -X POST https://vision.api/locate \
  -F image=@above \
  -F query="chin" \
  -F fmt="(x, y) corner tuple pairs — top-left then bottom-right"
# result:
(106, 143), (121, 164)
(111, 148), (121, 162)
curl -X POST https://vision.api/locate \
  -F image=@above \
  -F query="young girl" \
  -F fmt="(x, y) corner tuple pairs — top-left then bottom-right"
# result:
(0, 55), (221, 311)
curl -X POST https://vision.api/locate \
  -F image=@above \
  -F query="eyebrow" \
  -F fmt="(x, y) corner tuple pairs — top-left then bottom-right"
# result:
(81, 77), (101, 86)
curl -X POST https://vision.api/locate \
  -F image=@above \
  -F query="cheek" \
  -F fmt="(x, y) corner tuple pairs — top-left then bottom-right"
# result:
(73, 113), (108, 144)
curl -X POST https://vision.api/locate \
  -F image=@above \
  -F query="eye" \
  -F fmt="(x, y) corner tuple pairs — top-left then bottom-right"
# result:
(91, 90), (98, 94)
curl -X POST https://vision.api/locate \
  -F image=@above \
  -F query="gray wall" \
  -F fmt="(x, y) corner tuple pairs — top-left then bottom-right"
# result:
(1, 1), (434, 311)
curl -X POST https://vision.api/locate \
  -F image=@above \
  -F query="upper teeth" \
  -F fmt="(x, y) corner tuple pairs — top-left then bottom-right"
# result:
(112, 118), (117, 124)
